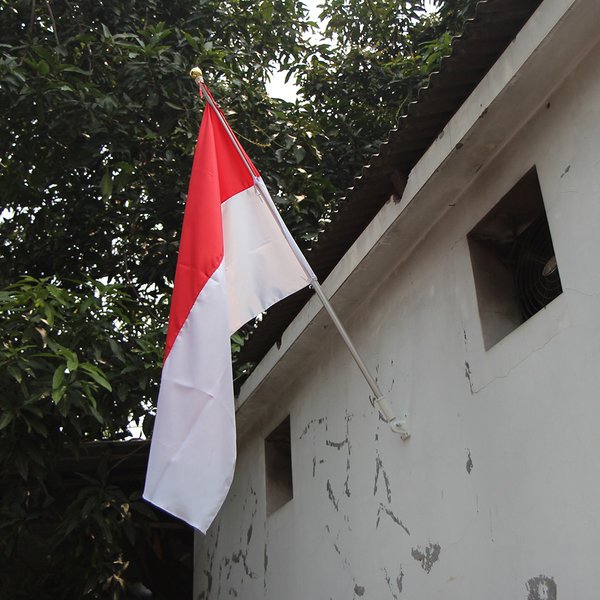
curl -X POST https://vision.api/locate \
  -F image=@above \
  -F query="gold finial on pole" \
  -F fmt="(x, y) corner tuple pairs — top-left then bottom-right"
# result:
(189, 67), (203, 82)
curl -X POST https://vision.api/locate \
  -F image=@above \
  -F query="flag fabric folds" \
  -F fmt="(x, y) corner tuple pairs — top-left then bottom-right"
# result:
(143, 97), (314, 533)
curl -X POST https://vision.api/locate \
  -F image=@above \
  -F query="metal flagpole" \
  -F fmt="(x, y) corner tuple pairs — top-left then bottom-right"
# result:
(190, 68), (410, 439)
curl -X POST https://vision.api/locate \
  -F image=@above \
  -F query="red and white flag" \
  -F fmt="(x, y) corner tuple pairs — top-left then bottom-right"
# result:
(143, 94), (314, 532)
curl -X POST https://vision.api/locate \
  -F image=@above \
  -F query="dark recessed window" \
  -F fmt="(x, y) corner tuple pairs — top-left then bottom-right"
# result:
(468, 168), (562, 349)
(265, 416), (293, 516)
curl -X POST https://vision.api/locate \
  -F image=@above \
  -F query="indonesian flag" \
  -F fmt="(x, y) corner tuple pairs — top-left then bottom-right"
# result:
(143, 95), (314, 533)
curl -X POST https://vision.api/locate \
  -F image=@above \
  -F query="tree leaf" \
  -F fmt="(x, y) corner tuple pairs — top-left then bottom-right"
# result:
(80, 363), (113, 392)
(37, 60), (50, 75)
(66, 352), (79, 372)
(50, 364), (68, 404)
(88, 402), (105, 423)
(7, 365), (22, 383)
(100, 171), (113, 199)
(52, 385), (67, 404)
(0, 411), (14, 431)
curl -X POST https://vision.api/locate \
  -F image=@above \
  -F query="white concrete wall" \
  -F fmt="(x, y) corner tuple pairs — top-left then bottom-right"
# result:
(195, 10), (600, 600)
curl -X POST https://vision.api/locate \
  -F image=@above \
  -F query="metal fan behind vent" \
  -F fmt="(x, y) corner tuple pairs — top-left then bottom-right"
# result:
(513, 214), (562, 320)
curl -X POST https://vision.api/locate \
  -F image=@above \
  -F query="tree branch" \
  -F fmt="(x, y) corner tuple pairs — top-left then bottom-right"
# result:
(45, 0), (60, 48)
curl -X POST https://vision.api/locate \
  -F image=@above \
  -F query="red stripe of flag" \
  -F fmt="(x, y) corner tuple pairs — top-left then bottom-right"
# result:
(165, 106), (258, 360)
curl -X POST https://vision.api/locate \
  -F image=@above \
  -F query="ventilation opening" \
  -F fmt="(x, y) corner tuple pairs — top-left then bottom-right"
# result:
(468, 168), (562, 349)
(265, 416), (293, 516)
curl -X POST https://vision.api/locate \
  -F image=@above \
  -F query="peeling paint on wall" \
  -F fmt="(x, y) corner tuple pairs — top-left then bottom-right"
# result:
(376, 503), (410, 536)
(526, 575), (556, 600)
(197, 521), (221, 599)
(298, 417), (328, 439)
(411, 543), (441, 573)
(263, 543), (268, 591)
(326, 479), (339, 511)
(326, 437), (348, 451)
(325, 411), (353, 498)
(466, 449), (473, 474)
(230, 548), (257, 578)
(198, 485), (262, 599)
(323, 523), (351, 572)
(464, 361), (474, 394)
(374, 452), (392, 503)
(354, 583), (366, 597)
(383, 567), (404, 599)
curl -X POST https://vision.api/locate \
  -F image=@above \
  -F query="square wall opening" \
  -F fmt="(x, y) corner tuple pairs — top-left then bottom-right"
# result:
(468, 167), (562, 349)
(265, 416), (293, 516)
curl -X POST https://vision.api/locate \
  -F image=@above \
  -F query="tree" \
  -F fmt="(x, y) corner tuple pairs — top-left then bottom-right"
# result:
(0, 277), (163, 598)
(0, 0), (477, 597)
(0, 0), (312, 292)
(1, 1), (313, 597)
(287, 0), (479, 215)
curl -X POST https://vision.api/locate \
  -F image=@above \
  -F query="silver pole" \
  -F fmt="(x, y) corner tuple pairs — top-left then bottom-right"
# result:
(309, 280), (409, 438)
(190, 70), (409, 439)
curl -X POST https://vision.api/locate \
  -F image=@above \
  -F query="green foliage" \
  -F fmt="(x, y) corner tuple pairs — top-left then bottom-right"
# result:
(0, 277), (163, 441)
(288, 0), (479, 206)
(0, 277), (163, 598)
(0, 0), (311, 291)
(0, 0), (477, 596)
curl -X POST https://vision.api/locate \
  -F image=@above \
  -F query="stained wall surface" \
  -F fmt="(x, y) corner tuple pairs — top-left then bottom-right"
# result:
(195, 13), (600, 600)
